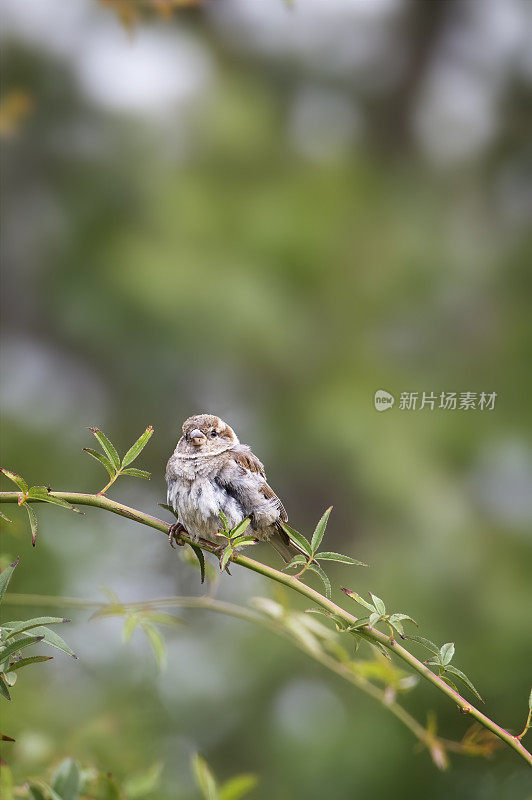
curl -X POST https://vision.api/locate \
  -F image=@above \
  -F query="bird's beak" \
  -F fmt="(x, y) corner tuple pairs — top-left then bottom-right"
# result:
(189, 429), (207, 446)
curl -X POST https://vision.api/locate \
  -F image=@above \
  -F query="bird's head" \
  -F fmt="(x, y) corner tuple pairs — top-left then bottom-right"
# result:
(176, 414), (239, 456)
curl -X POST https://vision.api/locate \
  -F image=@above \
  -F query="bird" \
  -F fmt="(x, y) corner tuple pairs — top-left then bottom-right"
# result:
(165, 413), (305, 562)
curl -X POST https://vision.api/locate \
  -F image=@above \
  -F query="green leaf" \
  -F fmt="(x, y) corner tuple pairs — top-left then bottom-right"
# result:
(440, 674), (459, 693)
(0, 635), (44, 667)
(89, 428), (120, 470)
(218, 510), (229, 533)
(311, 506), (332, 554)
(251, 597), (284, 618)
(298, 613), (337, 642)
(407, 634), (440, 656)
(232, 535), (258, 548)
(143, 612), (183, 627)
(192, 754), (219, 800)
(279, 522), (312, 558)
(190, 544), (206, 584)
(305, 607), (343, 624)
(0, 674), (11, 700)
(340, 588), (376, 613)
(3, 671), (17, 687)
(38, 782), (67, 800)
(22, 627), (76, 659)
(388, 613), (417, 627)
(315, 552), (367, 566)
(83, 448), (115, 477)
(220, 774), (258, 800)
(440, 642), (455, 666)
(0, 510), (12, 523)
(0, 557), (19, 604)
(122, 426), (154, 467)
(359, 635), (392, 661)
(141, 623), (166, 670)
(368, 611), (382, 627)
(346, 617), (370, 631)
(286, 617), (323, 656)
(4, 616), (70, 639)
(26, 487), (82, 513)
(124, 761), (163, 799)
(304, 607), (330, 618)
(445, 665), (483, 703)
(123, 615), (139, 643)
(0, 468), (28, 494)
(120, 468), (151, 480)
(306, 562), (331, 599)
(28, 786), (46, 800)
(52, 758), (82, 800)
(307, 609), (350, 630)
(220, 546), (233, 571)
(228, 517), (251, 540)
(389, 618), (405, 637)
(283, 555), (307, 570)
(369, 593), (385, 615)
(6, 655), (53, 672)
(25, 503), (38, 546)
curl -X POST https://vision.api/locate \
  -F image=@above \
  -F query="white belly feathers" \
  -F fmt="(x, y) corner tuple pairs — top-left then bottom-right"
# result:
(167, 475), (244, 541)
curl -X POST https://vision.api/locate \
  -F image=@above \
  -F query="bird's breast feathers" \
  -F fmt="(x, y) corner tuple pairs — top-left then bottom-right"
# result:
(166, 444), (284, 540)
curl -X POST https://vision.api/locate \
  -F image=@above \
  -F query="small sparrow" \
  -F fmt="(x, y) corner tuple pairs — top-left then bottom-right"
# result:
(165, 413), (304, 562)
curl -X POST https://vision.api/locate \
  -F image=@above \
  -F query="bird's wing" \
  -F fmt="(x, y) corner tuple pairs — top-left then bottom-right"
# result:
(230, 447), (266, 478)
(218, 446), (288, 522)
(216, 446), (310, 563)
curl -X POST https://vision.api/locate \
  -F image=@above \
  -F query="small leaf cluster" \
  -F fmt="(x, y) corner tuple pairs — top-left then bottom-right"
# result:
(281, 507), (367, 599)
(91, 588), (183, 670)
(341, 588), (417, 639)
(84, 426), (153, 494)
(0, 558), (75, 703)
(3, 756), (163, 800)
(0, 469), (81, 546)
(407, 635), (483, 703)
(192, 753), (258, 800)
(216, 512), (258, 571)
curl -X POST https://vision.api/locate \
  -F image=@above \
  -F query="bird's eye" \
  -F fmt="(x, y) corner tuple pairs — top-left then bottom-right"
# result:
(211, 429), (217, 437)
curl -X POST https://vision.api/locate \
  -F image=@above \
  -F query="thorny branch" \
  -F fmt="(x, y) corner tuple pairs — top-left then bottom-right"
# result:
(0, 489), (531, 767)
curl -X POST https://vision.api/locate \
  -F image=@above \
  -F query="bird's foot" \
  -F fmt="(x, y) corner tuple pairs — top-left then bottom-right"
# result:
(168, 522), (186, 548)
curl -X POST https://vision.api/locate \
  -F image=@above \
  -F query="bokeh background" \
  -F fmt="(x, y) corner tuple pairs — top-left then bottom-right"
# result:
(1, 0), (532, 797)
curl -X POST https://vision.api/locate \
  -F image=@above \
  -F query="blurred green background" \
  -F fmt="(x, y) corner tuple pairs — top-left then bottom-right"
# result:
(1, 0), (531, 797)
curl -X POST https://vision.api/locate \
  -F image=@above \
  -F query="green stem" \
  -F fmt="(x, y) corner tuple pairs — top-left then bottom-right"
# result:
(1, 489), (530, 767)
(98, 471), (121, 496)
(518, 706), (532, 741)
